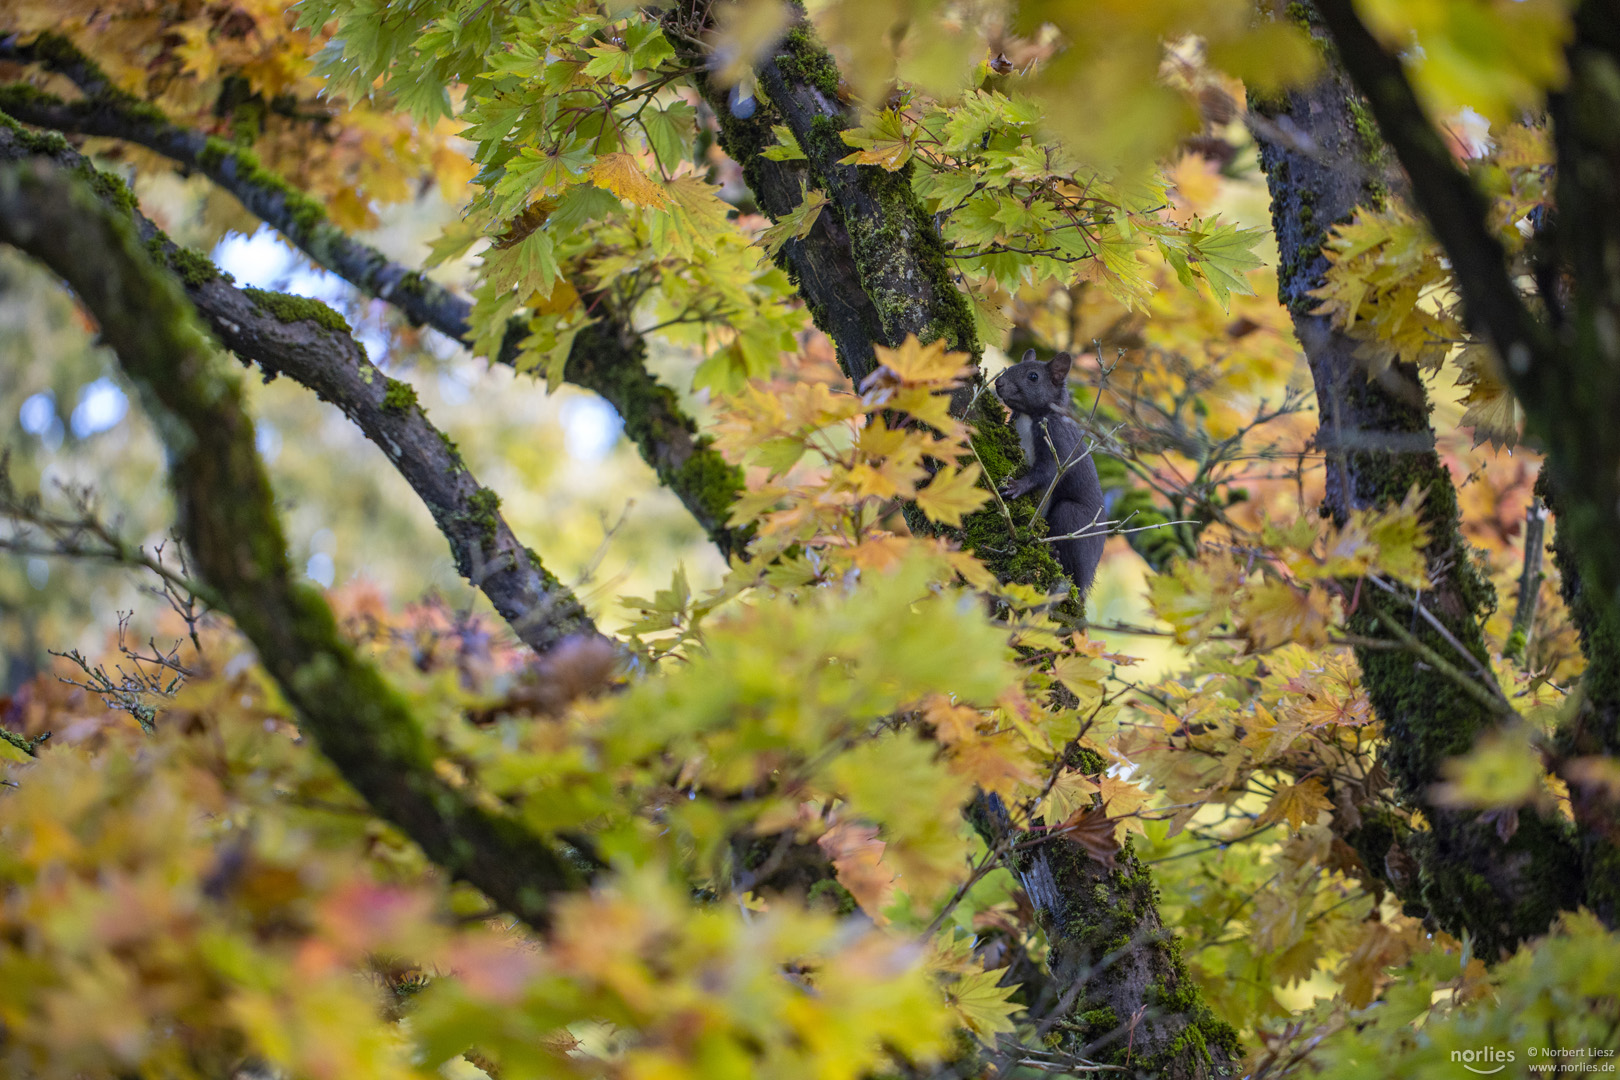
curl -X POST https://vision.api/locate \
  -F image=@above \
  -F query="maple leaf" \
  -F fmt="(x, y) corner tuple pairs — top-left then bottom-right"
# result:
(817, 821), (898, 924)
(1237, 580), (1333, 652)
(1051, 651), (1109, 705)
(1098, 775), (1150, 819)
(760, 185), (828, 260)
(1147, 552), (1245, 644)
(916, 464), (989, 527)
(945, 966), (1023, 1040)
(1431, 728), (1545, 810)
(1043, 768), (1100, 826)
(1337, 918), (1421, 1008)
(947, 739), (1036, 795)
(922, 695), (983, 745)
(1454, 342), (1523, 450)
(1054, 806), (1120, 867)
(591, 152), (670, 209)
(1257, 777), (1333, 831)
(869, 336), (974, 387)
(839, 110), (916, 171)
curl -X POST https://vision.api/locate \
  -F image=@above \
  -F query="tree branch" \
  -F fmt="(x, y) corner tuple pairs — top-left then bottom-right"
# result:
(0, 160), (584, 926)
(0, 32), (749, 557)
(0, 118), (599, 657)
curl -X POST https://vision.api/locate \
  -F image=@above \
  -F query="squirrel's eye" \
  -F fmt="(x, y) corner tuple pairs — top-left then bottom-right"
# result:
(1027, 371), (1037, 381)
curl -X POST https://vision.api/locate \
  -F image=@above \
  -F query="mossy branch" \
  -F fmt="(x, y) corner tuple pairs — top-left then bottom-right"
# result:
(0, 32), (748, 557)
(0, 119), (599, 657)
(0, 160), (584, 926)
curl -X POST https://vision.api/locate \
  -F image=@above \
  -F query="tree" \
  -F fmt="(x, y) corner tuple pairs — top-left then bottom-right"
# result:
(1, 2), (1618, 1079)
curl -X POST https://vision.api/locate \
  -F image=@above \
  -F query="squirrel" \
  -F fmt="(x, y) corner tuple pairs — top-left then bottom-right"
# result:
(993, 349), (1106, 598)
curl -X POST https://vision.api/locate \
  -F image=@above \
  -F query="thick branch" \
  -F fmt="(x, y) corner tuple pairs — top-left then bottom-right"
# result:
(970, 791), (1240, 1080)
(687, 76), (889, 385)
(0, 160), (583, 926)
(0, 119), (598, 656)
(1253, 6), (1582, 955)
(0, 33), (748, 557)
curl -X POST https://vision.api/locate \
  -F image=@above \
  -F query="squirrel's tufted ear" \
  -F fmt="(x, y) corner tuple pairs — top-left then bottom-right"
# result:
(1021, 348), (1037, 363)
(1048, 352), (1073, 383)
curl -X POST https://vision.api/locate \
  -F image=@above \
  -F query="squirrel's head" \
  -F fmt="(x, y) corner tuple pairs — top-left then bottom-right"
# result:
(994, 349), (1073, 415)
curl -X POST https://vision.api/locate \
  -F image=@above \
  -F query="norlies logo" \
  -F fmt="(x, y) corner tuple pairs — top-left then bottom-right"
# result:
(1453, 1048), (1517, 1075)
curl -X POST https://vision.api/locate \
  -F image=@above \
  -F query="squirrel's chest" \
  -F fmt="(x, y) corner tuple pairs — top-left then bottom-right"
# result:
(1014, 414), (1037, 464)
(1013, 413), (1078, 465)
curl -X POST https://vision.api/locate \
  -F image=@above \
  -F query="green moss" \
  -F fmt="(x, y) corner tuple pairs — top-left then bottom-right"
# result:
(806, 878), (858, 916)
(1348, 97), (1382, 161)
(0, 83), (66, 115)
(776, 25), (844, 98)
(393, 271), (429, 300)
(159, 241), (226, 287)
(197, 136), (328, 236)
(240, 287), (350, 333)
(1076, 1007), (1117, 1032)
(669, 441), (750, 553)
(382, 378), (418, 412)
(436, 429), (465, 471)
(465, 487), (502, 545)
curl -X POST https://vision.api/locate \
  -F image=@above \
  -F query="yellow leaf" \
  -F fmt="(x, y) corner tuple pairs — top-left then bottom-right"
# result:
(868, 336), (973, 387)
(1146, 552), (1245, 644)
(591, 152), (670, 209)
(1237, 580), (1332, 652)
(1257, 777), (1333, 831)
(709, 0), (793, 87)
(946, 739), (1036, 796)
(1454, 343), (1523, 450)
(945, 966), (1022, 1040)
(1098, 776), (1150, 819)
(922, 695), (983, 746)
(1051, 652), (1108, 705)
(916, 464), (989, 527)
(1043, 769), (1100, 826)
(759, 185), (828, 260)
(1432, 727), (1545, 810)
(838, 109), (915, 171)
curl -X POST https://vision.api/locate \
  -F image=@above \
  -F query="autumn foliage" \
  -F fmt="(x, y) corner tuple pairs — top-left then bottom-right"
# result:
(3, 1), (1620, 1079)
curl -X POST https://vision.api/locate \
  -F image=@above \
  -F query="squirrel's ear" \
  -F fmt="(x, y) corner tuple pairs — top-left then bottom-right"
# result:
(1048, 352), (1073, 383)
(1021, 348), (1037, 363)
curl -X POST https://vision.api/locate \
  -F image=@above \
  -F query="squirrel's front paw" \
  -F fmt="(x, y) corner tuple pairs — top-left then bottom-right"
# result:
(1000, 479), (1031, 500)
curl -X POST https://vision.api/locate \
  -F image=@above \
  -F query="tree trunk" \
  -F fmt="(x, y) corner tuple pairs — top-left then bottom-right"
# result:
(1252, 4), (1583, 956)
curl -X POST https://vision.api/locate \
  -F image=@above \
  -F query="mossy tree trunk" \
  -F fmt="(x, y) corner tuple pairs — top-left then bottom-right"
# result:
(1309, 0), (1620, 935)
(676, 9), (1241, 1075)
(1252, 4), (1583, 957)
